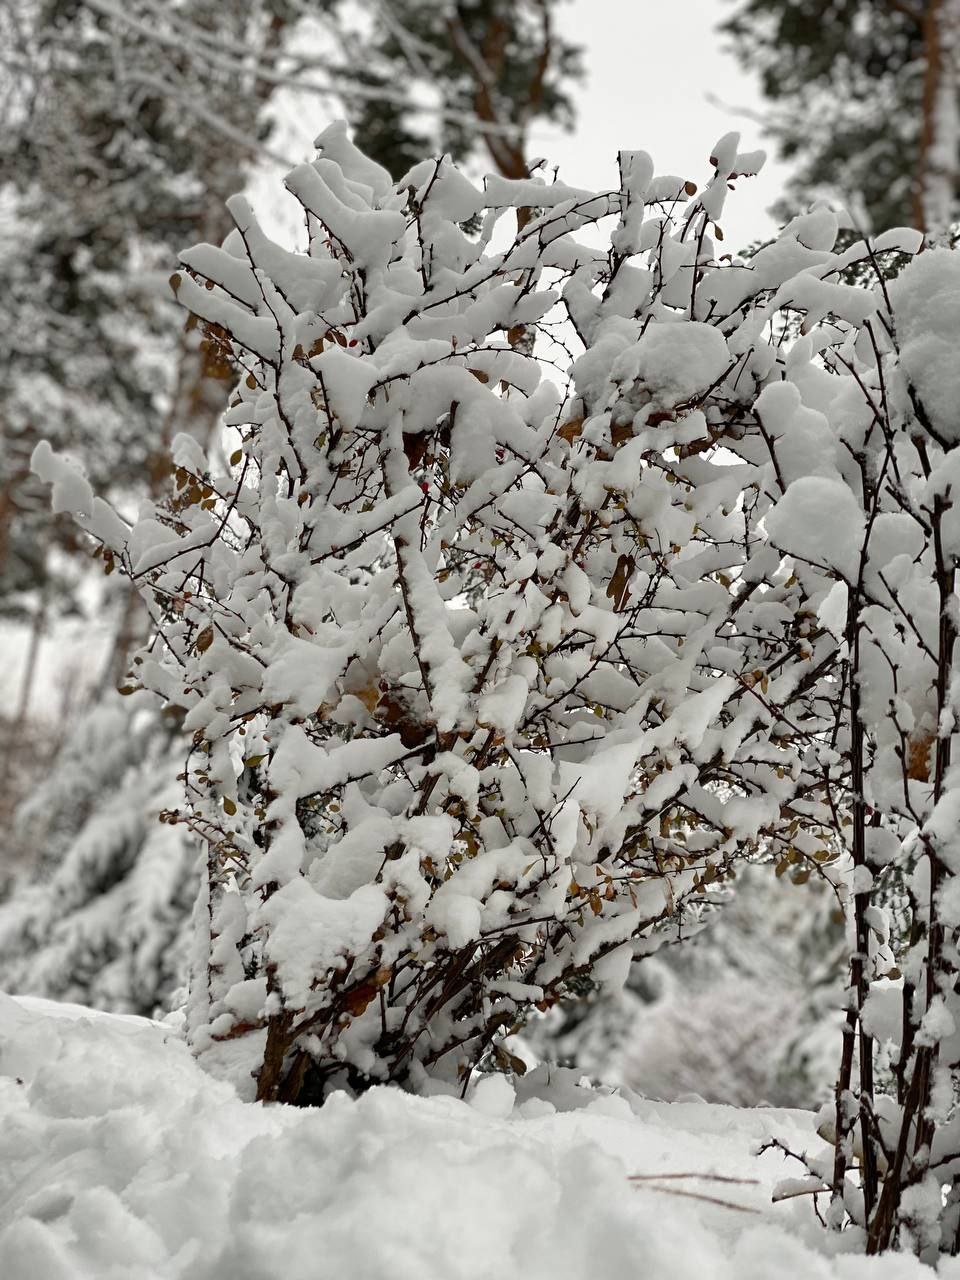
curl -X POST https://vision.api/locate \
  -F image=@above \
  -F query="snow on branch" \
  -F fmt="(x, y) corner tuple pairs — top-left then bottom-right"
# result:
(35, 122), (960, 1235)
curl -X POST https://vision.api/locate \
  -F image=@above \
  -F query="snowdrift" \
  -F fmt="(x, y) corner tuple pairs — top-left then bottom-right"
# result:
(0, 993), (943, 1278)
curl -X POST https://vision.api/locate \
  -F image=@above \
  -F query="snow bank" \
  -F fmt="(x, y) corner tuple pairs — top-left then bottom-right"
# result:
(0, 994), (944, 1279)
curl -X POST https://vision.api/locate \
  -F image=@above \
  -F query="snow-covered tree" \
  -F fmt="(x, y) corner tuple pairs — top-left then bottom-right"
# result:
(340, 0), (582, 179)
(0, 0), (272, 617)
(0, 695), (196, 1016)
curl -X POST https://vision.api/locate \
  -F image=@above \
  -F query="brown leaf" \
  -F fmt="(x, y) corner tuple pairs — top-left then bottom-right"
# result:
(605, 422), (634, 451)
(907, 730), (935, 782)
(494, 1045), (528, 1076)
(605, 553), (636, 611)
(375, 689), (431, 749)
(355, 685), (380, 714)
(558, 416), (584, 444)
(402, 431), (428, 469)
(343, 981), (378, 1017)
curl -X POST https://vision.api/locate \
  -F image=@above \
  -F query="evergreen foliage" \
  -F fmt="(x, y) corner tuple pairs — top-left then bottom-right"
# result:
(721, 0), (959, 235)
(344, 0), (582, 179)
(0, 0), (276, 617)
(0, 697), (196, 1016)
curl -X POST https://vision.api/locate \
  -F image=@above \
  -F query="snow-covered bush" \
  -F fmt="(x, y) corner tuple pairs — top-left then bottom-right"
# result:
(753, 242), (960, 1256)
(35, 125), (960, 1263)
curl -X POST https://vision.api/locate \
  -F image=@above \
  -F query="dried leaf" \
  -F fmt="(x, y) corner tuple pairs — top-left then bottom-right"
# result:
(558, 416), (584, 444)
(907, 730), (935, 782)
(343, 981), (378, 1016)
(605, 553), (636, 611)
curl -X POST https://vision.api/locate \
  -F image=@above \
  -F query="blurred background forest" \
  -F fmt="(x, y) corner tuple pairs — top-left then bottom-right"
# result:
(0, 0), (956, 1110)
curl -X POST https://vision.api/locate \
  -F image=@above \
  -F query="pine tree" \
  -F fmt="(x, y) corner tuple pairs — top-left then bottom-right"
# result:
(0, 696), (197, 1016)
(0, 0), (293, 616)
(343, 0), (582, 179)
(721, 0), (960, 234)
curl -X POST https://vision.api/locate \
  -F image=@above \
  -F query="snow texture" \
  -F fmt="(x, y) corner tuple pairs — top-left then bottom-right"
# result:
(0, 994), (936, 1280)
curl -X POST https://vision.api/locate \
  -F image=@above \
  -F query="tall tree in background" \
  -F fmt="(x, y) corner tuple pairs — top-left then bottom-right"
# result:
(345, 0), (581, 179)
(0, 694), (197, 1017)
(0, 0), (286, 1002)
(721, 0), (960, 234)
(0, 0), (293, 709)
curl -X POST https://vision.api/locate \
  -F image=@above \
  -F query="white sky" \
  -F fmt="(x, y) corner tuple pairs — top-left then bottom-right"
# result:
(540, 0), (792, 248)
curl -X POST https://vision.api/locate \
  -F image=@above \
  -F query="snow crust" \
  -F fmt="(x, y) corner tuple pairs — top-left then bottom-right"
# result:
(0, 994), (945, 1279)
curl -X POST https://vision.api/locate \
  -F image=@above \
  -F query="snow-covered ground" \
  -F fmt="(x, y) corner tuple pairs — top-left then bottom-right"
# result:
(0, 992), (946, 1279)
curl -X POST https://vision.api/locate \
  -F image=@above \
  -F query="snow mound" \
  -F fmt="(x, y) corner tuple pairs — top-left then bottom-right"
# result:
(0, 994), (937, 1279)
